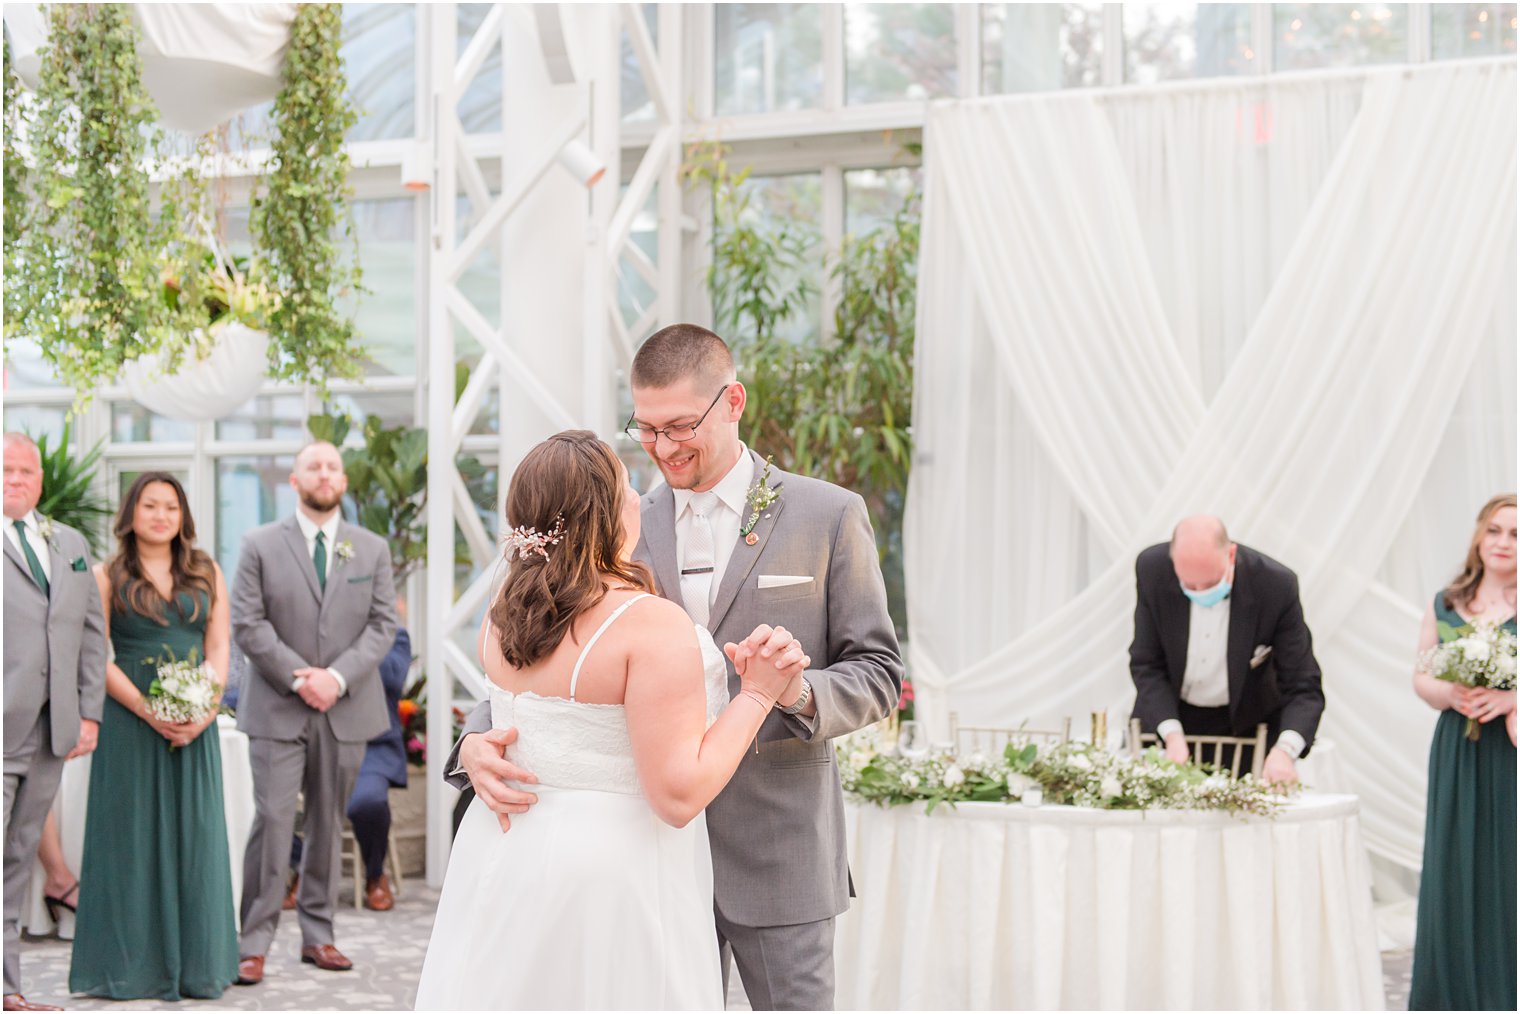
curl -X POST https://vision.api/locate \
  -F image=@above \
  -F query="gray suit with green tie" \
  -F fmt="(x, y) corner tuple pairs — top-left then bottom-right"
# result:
(3, 515), (106, 995)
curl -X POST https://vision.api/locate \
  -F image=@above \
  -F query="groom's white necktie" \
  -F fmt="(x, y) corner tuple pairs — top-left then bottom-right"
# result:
(681, 491), (720, 629)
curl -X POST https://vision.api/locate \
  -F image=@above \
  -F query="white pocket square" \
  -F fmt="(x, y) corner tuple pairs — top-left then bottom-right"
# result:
(758, 575), (813, 590)
(1250, 645), (1273, 669)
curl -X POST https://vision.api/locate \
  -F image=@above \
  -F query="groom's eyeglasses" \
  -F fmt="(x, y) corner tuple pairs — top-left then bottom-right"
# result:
(624, 386), (729, 444)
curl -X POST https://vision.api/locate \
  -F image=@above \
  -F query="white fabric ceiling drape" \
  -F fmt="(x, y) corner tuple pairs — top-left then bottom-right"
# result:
(906, 59), (1517, 876)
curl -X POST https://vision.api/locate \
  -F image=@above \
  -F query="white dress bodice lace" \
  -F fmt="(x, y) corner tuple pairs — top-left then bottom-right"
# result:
(488, 594), (731, 795)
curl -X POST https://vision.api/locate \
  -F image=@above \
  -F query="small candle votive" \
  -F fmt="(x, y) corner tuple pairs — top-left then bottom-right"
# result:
(1021, 787), (1043, 807)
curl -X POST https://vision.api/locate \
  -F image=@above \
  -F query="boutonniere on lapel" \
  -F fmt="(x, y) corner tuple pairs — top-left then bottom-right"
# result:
(332, 540), (355, 568)
(35, 516), (56, 547)
(740, 456), (784, 546)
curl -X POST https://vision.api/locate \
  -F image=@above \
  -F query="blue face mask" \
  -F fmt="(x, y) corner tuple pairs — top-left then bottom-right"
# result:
(1181, 577), (1231, 608)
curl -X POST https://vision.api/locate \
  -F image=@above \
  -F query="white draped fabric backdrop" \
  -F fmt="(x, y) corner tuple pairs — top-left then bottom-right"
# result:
(905, 59), (1517, 889)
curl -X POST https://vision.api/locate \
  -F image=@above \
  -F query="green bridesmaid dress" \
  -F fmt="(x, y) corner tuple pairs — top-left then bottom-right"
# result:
(69, 590), (239, 1000)
(1409, 593), (1517, 1010)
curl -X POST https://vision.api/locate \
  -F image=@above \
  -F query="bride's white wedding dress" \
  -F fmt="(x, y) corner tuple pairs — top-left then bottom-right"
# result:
(414, 594), (727, 1010)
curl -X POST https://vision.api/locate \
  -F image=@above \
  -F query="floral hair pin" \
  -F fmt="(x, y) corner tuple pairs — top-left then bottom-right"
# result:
(502, 514), (566, 562)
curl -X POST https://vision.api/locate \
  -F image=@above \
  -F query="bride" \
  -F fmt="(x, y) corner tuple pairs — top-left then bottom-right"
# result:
(414, 430), (805, 1010)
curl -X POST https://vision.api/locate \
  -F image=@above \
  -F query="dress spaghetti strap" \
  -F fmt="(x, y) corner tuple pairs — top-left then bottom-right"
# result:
(568, 593), (652, 701)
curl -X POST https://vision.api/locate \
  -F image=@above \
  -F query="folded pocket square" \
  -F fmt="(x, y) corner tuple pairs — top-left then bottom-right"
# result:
(1249, 645), (1273, 669)
(71, 557), (88, 572)
(347, 574), (374, 584)
(758, 575), (813, 590)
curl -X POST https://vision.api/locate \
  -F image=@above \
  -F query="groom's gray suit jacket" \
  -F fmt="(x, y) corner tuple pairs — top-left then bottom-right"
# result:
(3, 520), (106, 760)
(449, 451), (903, 928)
(231, 516), (398, 743)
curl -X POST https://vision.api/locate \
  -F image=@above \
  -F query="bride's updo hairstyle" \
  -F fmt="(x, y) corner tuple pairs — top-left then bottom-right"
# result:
(489, 429), (653, 668)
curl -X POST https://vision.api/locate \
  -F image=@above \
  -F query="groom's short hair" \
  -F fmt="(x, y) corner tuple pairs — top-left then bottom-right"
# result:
(630, 324), (735, 391)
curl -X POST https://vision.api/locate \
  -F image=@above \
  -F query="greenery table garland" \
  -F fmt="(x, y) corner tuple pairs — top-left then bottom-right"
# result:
(837, 724), (1293, 818)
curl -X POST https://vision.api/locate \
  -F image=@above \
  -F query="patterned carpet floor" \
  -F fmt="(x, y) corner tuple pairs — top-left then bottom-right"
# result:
(16, 886), (1413, 1011)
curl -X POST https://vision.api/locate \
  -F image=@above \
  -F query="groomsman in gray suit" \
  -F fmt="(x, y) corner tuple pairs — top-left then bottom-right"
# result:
(451, 325), (904, 1010)
(231, 442), (396, 986)
(2, 432), (105, 1013)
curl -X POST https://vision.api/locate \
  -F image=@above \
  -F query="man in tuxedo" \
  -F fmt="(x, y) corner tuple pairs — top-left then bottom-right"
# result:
(2, 433), (105, 1012)
(1129, 515), (1324, 784)
(450, 324), (904, 1010)
(230, 442), (397, 985)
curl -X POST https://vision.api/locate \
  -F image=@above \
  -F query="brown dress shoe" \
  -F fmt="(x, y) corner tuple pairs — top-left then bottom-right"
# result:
(282, 873), (299, 911)
(235, 955), (265, 986)
(3, 995), (62, 1011)
(364, 874), (394, 911)
(300, 944), (354, 971)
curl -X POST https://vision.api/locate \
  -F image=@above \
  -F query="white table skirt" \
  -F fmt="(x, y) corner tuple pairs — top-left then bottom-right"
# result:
(25, 715), (255, 938)
(836, 793), (1385, 1010)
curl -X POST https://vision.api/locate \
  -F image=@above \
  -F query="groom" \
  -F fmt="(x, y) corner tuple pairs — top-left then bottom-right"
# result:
(231, 442), (397, 985)
(450, 324), (904, 1009)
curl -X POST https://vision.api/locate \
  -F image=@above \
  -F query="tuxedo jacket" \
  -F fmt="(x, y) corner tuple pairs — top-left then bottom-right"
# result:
(1128, 542), (1324, 750)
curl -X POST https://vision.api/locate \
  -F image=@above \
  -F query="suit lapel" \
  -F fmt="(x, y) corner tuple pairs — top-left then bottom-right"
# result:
(638, 485), (683, 607)
(3, 535), (36, 587)
(706, 455), (785, 634)
(1160, 576), (1190, 686)
(1225, 555), (1254, 718)
(282, 516), (323, 603)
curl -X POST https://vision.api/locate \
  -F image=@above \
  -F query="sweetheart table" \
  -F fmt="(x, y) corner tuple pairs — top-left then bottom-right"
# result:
(835, 792), (1384, 1010)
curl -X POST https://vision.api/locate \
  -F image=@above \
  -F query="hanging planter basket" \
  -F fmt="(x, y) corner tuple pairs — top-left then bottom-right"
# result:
(120, 321), (270, 422)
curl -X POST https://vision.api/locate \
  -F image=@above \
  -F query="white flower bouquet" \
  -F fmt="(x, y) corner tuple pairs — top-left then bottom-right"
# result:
(144, 652), (220, 747)
(1422, 619), (1518, 740)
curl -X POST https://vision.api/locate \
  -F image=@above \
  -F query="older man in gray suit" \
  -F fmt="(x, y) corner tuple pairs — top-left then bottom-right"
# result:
(2, 433), (105, 1013)
(451, 324), (904, 1010)
(231, 442), (396, 986)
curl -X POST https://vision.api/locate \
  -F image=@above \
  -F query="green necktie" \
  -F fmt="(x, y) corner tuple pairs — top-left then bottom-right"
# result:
(13, 519), (49, 595)
(314, 530), (328, 592)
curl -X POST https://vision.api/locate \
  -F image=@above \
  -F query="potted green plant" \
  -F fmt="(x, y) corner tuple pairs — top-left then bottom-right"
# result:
(32, 422), (110, 556)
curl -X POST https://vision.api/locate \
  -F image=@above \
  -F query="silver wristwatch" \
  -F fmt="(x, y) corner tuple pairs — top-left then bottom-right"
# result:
(778, 677), (813, 715)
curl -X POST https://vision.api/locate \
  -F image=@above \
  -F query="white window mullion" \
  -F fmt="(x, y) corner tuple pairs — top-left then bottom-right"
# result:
(1102, 4), (1124, 87)
(955, 3), (981, 99)
(823, 3), (845, 110)
(821, 163), (844, 343)
(1252, 3), (1275, 74)
(1408, 4), (1432, 62)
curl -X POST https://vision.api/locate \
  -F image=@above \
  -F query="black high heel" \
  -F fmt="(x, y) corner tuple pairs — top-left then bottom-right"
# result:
(43, 880), (78, 923)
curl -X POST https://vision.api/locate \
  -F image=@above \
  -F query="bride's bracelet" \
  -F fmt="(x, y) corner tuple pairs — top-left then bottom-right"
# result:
(737, 688), (776, 712)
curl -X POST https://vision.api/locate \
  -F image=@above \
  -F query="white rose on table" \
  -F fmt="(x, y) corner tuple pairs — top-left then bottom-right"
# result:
(941, 764), (966, 790)
(1068, 753), (1094, 771)
(1006, 772), (1035, 795)
(900, 771), (921, 791)
(1099, 774), (1122, 799)
(849, 750), (874, 769)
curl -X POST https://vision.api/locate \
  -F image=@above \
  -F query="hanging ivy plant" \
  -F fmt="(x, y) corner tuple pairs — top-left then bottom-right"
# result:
(6, 5), (164, 402)
(253, 2), (363, 393)
(3, 30), (29, 339)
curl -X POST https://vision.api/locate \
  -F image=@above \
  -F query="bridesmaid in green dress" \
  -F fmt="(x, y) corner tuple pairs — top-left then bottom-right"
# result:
(1410, 493), (1517, 1011)
(69, 473), (238, 1000)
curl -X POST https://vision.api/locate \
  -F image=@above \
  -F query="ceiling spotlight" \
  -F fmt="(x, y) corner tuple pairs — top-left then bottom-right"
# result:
(556, 138), (606, 188)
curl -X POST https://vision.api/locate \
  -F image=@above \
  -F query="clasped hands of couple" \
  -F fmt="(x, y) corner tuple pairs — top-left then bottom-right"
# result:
(463, 623), (810, 833)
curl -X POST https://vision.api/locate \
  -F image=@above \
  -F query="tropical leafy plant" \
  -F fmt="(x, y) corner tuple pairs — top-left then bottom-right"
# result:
(254, 3), (363, 393)
(32, 423), (110, 555)
(7, 5), (163, 402)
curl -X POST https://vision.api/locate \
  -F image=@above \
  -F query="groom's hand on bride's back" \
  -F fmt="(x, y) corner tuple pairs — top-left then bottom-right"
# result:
(460, 726), (540, 833)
